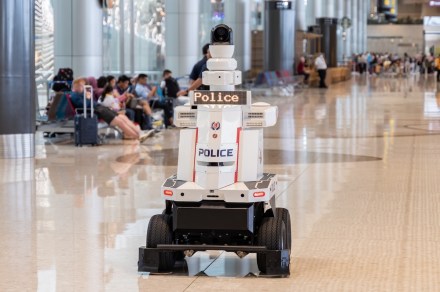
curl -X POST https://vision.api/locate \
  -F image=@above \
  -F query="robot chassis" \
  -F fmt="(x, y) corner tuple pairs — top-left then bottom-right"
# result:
(138, 24), (291, 277)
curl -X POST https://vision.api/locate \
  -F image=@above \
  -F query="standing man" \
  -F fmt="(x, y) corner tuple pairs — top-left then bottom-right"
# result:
(160, 69), (180, 127)
(178, 45), (212, 96)
(315, 53), (328, 89)
(435, 54), (440, 82)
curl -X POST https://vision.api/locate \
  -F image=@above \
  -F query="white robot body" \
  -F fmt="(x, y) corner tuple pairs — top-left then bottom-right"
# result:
(139, 25), (290, 277)
(202, 70), (242, 86)
(162, 43), (278, 203)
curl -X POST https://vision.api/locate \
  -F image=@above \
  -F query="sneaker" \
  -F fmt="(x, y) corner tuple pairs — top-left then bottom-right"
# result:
(139, 129), (154, 142)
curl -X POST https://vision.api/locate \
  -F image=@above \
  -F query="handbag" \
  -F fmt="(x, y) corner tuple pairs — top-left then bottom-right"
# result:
(126, 97), (139, 109)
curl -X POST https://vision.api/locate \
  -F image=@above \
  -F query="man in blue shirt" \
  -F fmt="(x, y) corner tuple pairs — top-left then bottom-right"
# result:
(135, 74), (173, 128)
(189, 43), (210, 90)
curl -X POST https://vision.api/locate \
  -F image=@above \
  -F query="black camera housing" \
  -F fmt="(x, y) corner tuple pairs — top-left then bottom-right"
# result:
(211, 24), (233, 45)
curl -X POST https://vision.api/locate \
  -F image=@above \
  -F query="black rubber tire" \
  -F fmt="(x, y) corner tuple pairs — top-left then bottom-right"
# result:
(276, 208), (291, 253)
(146, 214), (176, 271)
(256, 214), (287, 273)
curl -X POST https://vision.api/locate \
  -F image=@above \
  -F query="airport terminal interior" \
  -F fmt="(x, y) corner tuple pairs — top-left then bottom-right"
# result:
(3, 0), (440, 291)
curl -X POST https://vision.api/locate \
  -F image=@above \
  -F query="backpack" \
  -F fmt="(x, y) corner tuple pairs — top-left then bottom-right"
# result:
(56, 68), (74, 81)
(163, 77), (180, 98)
(52, 68), (74, 91)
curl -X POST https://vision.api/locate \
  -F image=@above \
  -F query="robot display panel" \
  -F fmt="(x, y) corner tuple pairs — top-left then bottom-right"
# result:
(191, 90), (248, 105)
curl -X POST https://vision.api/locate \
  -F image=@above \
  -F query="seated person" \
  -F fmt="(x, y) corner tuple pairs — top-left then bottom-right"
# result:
(113, 75), (136, 121)
(95, 76), (108, 100)
(70, 78), (151, 141)
(117, 75), (152, 130)
(107, 75), (116, 88)
(100, 85), (124, 112)
(135, 73), (173, 128)
(297, 57), (310, 84)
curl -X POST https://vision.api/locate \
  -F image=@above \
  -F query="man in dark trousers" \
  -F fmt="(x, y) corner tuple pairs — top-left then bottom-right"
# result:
(160, 69), (180, 128)
(314, 53), (328, 89)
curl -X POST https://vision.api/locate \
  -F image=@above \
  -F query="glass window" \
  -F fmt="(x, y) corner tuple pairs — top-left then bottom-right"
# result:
(35, 0), (54, 118)
(199, 0), (225, 49)
(103, 0), (165, 79)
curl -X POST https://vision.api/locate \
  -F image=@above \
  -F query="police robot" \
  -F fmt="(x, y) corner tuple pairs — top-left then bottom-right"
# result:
(138, 24), (291, 276)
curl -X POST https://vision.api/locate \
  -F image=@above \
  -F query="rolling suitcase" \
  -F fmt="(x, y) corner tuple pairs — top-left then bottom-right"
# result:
(75, 85), (98, 146)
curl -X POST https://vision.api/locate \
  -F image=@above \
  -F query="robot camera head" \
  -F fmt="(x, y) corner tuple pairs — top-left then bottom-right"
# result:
(209, 24), (234, 58)
(211, 24), (233, 45)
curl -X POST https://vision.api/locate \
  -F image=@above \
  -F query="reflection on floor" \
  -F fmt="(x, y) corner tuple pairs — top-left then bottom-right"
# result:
(2, 75), (440, 291)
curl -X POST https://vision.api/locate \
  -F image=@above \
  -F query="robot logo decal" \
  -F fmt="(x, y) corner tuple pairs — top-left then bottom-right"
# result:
(211, 122), (221, 131)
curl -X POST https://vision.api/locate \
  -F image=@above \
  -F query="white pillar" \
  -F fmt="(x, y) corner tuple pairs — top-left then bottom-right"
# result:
(344, 0), (352, 59)
(54, 0), (73, 71)
(351, 0), (358, 54)
(314, 0), (323, 19)
(73, 0), (103, 77)
(363, 0), (369, 52)
(296, 0), (307, 31)
(224, 0), (251, 71)
(336, 0), (344, 63)
(357, 0), (363, 53)
(165, 0), (200, 77)
(306, 0), (315, 27)
(54, 0), (103, 77)
(326, 0), (336, 18)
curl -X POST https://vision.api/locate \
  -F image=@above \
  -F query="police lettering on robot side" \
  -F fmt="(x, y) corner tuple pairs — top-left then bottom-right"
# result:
(198, 148), (234, 157)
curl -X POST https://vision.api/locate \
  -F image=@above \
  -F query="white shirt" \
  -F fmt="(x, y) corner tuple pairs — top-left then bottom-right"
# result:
(101, 94), (121, 111)
(315, 55), (327, 70)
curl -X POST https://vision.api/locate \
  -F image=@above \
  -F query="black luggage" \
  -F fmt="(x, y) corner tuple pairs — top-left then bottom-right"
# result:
(75, 85), (98, 146)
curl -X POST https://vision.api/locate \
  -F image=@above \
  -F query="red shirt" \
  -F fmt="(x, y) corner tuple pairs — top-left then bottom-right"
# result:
(297, 62), (305, 74)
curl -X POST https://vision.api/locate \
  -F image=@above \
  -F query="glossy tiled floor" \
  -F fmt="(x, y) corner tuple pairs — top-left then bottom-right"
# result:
(3, 75), (440, 291)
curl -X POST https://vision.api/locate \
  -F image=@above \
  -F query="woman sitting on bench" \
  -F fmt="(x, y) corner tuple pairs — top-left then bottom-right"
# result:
(70, 78), (150, 141)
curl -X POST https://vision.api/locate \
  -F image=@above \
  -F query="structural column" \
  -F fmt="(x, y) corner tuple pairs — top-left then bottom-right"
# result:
(335, 0), (343, 64)
(165, 0), (200, 77)
(344, 0), (352, 59)
(363, 0), (369, 52)
(314, 0), (323, 19)
(0, 0), (35, 158)
(351, 0), (358, 54)
(325, 0), (336, 18)
(295, 0), (306, 31)
(53, 0), (72, 73)
(357, 0), (364, 53)
(305, 0), (315, 27)
(264, 0), (296, 72)
(224, 0), (251, 72)
(54, 0), (103, 77)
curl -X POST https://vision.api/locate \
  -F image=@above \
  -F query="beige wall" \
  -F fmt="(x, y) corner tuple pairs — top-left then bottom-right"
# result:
(367, 25), (424, 55)
(397, 3), (422, 18)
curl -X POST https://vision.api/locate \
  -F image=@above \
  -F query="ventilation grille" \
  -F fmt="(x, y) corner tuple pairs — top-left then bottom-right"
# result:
(178, 112), (197, 119)
(245, 122), (264, 127)
(247, 112), (264, 119)
(179, 122), (196, 127)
